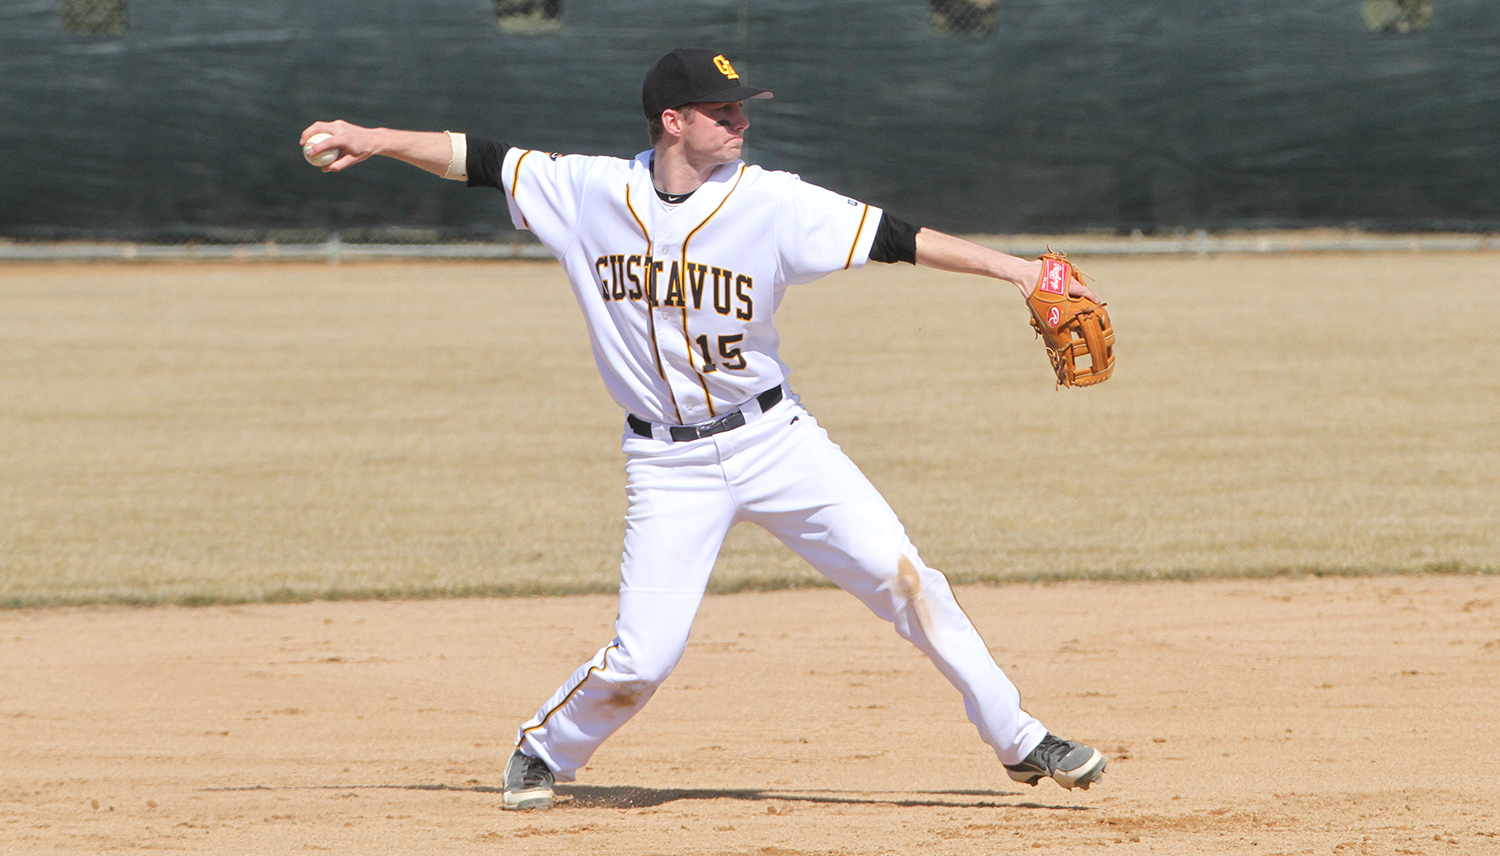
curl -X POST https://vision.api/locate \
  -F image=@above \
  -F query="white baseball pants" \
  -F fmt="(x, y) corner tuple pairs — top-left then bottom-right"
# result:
(514, 395), (1046, 781)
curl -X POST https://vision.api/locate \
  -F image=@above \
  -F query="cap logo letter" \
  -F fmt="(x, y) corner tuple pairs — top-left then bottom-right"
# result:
(713, 55), (739, 79)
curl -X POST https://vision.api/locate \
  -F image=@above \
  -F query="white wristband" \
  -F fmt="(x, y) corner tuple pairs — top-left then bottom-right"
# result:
(442, 131), (467, 181)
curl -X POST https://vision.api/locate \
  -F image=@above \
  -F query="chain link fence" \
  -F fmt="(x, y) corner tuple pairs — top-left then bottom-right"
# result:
(61, 0), (128, 35)
(930, 0), (995, 36)
(1363, 0), (1432, 33)
(495, 0), (563, 35)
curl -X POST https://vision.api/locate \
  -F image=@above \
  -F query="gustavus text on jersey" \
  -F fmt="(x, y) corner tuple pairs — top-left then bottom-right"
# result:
(594, 254), (754, 320)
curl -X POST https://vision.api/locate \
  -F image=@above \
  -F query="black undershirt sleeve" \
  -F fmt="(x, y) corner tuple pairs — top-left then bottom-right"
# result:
(868, 211), (919, 265)
(465, 138), (511, 190)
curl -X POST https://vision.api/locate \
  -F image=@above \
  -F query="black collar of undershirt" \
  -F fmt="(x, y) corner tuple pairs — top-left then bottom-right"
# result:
(649, 155), (696, 204)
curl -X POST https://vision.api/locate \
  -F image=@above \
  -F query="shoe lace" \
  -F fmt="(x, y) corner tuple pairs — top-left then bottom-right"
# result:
(1031, 734), (1072, 772)
(519, 755), (551, 788)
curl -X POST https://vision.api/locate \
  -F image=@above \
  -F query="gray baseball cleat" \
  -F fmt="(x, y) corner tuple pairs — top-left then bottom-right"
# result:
(502, 749), (555, 810)
(1004, 733), (1108, 790)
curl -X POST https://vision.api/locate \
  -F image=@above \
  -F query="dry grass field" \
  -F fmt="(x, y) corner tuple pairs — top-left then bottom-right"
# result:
(1, 255), (1495, 606)
(2, 253), (1498, 855)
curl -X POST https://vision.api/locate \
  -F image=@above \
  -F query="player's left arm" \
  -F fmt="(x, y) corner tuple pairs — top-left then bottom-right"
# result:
(903, 224), (1098, 303)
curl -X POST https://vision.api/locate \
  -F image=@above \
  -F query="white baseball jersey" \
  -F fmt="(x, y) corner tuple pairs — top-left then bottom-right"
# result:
(501, 148), (881, 425)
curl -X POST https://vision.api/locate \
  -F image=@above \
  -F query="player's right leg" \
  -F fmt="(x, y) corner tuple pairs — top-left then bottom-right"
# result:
(506, 437), (738, 805)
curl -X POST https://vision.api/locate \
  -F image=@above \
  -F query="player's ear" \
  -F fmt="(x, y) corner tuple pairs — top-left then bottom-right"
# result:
(661, 107), (690, 138)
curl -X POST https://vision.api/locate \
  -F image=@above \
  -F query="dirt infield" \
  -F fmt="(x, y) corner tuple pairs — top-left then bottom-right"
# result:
(3, 574), (1498, 854)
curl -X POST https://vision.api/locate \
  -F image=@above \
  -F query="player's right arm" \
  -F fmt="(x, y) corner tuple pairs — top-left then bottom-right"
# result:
(300, 120), (579, 248)
(298, 120), (455, 176)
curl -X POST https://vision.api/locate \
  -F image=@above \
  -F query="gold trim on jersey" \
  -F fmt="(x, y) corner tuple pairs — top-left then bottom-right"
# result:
(843, 203), (872, 270)
(624, 184), (683, 424)
(516, 642), (622, 745)
(509, 150), (534, 230)
(678, 164), (749, 419)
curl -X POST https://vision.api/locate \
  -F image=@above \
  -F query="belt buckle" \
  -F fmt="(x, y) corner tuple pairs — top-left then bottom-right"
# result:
(682, 409), (745, 441)
(661, 398), (764, 442)
(714, 409), (746, 436)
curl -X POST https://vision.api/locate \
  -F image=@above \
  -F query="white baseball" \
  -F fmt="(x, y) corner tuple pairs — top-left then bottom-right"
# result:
(303, 133), (340, 167)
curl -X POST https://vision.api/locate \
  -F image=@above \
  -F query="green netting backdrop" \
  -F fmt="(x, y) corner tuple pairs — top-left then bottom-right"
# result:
(2, 0), (1495, 240)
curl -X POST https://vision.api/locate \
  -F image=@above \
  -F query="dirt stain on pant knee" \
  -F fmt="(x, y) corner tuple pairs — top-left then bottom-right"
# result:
(896, 556), (933, 636)
(602, 682), (652, 711)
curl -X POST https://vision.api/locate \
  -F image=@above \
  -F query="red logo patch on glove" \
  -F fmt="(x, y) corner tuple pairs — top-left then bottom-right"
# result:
(1039, 258), (1069, 295)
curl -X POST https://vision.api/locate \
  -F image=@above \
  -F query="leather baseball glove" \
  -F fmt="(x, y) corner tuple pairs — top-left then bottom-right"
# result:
(1025, 251), (1115, 387)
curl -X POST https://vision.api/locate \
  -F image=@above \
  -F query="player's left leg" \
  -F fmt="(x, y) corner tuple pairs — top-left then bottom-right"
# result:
(725, 401), (1049, 766)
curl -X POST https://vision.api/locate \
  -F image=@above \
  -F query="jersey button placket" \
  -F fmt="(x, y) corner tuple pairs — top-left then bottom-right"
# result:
(652, 250), (672, 316)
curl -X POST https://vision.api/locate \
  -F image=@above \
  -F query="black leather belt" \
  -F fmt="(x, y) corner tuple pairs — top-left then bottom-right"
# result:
(629, 385), (783, 442)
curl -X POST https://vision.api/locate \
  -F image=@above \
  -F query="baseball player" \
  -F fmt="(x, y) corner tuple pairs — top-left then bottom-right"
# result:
(301, 48), (1107, 811)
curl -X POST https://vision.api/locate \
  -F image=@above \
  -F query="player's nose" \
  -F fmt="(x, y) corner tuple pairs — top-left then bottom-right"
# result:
(727, 105), (749, 132)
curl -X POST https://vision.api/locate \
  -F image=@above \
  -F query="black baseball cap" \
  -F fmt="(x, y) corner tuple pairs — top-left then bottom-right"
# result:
(642, 48), (773, 119)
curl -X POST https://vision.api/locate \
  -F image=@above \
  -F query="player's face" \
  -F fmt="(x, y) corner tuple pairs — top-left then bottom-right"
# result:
(681, 101), (749, 164)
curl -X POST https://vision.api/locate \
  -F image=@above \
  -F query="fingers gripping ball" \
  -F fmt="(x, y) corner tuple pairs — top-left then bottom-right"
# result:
(303, 133), (340, 168)
(1025, 252), (1115, 387)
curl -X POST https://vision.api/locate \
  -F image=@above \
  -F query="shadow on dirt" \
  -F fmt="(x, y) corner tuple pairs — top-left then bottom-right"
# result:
(206, 782), (1092, 811)
(551, 784), (1093, 811)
